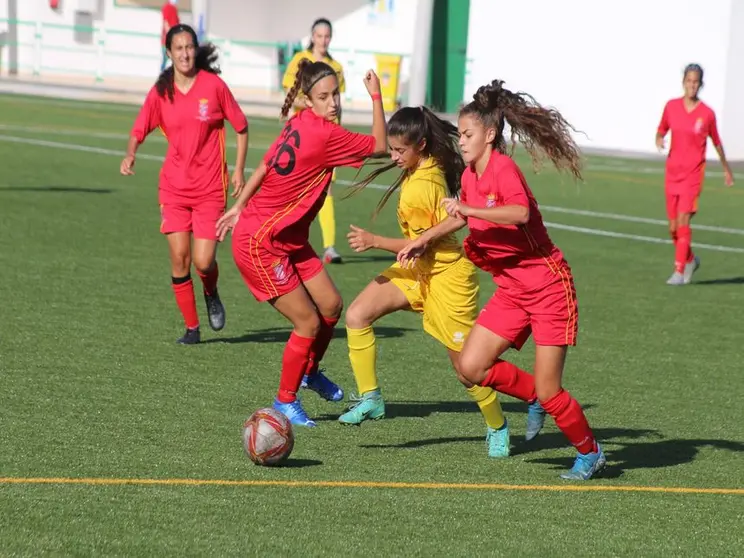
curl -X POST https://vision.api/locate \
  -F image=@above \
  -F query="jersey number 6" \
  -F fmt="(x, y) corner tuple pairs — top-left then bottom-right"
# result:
(273, 128), (301, 176)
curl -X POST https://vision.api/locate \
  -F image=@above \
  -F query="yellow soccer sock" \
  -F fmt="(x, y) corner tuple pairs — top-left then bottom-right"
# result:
(347, 326), (378, 394)
(318, 194), (336, 249)
(467, 385), (505, 429)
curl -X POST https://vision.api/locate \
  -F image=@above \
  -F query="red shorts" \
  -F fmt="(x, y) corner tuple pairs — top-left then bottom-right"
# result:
(160, 200), (225, 241)
(665, 187), (700, 221)
(232, 235), (323, 302)
(477, 270), (578, 347)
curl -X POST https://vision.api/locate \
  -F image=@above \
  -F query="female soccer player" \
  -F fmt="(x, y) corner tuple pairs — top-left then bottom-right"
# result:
(216, 60), (386, 427)
(398, 80), (605, 480)
(121, 24), (248, 345)
(340, 106), (510, 458)
(656, 63), (734, 286)
(282, 18), (346, 264)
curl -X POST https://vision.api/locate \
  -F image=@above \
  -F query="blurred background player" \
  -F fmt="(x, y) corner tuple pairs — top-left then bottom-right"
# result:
(341, 106), (510, 458)
(216, 61), (386, 427)
(121, 24), (248, 345)
(656, 63), (734, 286)
(282, 18), (345, 264)
(399, 79), (605, 481)
(160, 0), (180, 72)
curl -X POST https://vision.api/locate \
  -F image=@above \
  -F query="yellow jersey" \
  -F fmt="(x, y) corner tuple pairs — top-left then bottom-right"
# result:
(397, 159), (463, 275)
(282, 51), (345, 115)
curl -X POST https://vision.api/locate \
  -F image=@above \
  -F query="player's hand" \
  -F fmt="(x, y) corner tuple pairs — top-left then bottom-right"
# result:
(347, 224), (375, 252)
(397, 237), (427, 269)
(363, 70), (381, 97)
(120, 155), (135, 176)
(216, 205), (241, 241)
(442, 197), (469, 218)
(231, 168), (246, 198)
(724, 169), (734, 187)
(655, 136), (665, 152)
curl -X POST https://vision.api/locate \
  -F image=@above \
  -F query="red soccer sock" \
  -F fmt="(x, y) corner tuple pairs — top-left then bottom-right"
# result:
(306, 315), (340, 376)
(171, 275), (199, 329)
(197, 261), (219, 296)
(482, 359), (537, 403)
(674, 225), (691, 274)
(540, 389), (597, 454)
(277, 332), (315, 403)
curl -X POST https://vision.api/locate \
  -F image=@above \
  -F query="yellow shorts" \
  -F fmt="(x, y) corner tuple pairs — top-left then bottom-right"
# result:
(381, 256), (479, 352)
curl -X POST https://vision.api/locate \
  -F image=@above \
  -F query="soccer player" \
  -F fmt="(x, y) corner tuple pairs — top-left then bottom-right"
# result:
(282, 18), (345, 264)
(656, 63), (734, 286)
(120, 24), (248, 345)
(398, 79), (605, 480)
(340, 106), (511, 458)
(216, 61), (386, 427)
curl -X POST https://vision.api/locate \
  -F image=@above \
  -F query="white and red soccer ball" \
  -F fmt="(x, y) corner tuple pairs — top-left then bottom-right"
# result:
(242, 408), (294, 466)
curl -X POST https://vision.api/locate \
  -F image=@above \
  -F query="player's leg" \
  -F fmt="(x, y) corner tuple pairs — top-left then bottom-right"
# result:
(338, 273), (413, 425)
(192, 202), (226, 331)
(320, 182), (342, 264)
(665, 191), (687, 285)
(293, 245), (345, 402)
(458, 290), (544, 440)
(530, 270), (604, 480)
(270, 286), (322, 427)
(162, 203), (200, 344)
(678, 189), (701, 284)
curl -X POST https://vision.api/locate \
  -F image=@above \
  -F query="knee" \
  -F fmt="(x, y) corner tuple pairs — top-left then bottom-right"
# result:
(457, 351), (488, 385)
(170, 251), (191, 277)
(668, 223), (677, 238)
(295, 311), (322, 339)
(193, 257), (215, 275)
(325, 294), (343, 320)
(345, 299), (371, 330)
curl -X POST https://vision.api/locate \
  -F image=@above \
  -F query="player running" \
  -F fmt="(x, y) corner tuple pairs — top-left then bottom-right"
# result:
(121, 24), (248, 344)
(217, 60), (386, 427)
(398, 79), (605, 480)
(656, 63), (734, 285)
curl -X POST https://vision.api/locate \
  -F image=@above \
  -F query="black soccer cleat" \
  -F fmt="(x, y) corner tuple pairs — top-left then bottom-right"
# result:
(204, 289), (226, 331)
(177, 327), (201, 345)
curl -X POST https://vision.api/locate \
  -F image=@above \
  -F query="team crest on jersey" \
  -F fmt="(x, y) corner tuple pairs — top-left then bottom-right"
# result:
(197, 98), (210, 122)
(485, 193), (496, 208)
(694, 117), (704, 134)
(272, 259), (290, 285)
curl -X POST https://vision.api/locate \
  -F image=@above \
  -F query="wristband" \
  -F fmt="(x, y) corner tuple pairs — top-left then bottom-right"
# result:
(371, 93), (382, 101)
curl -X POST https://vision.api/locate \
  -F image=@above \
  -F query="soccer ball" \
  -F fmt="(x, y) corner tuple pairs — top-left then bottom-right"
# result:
(242, 407), (294, 466)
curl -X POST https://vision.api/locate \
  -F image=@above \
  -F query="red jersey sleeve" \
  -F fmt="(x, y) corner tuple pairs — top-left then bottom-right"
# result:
(131, 87), (162, 144)
(217, 78), (248, 133)
(495, 163), (529, 207)
(324, 124), (376, 168)
(657, 102), (670, 136)
(708, 111), (722, 147)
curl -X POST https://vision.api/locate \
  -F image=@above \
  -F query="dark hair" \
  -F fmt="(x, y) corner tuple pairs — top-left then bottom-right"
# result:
(155, 24), (221, 103)
(683, 63), (704, 86)
(346, 106), (464, 219)
(280, 59), (338, 118)
(307, 18), (333, 60)
(460, 79), (583, 180)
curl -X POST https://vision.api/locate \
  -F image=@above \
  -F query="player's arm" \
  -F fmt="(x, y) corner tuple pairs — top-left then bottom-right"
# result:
(218, 79), (250, 194)
(121, 88), (161, 175)
(396, 215), (467, 267)
(459, 204), (529, 225)
(656, 102), (670, 151)
(233, 161), (267, 209)
(347, 225), (411, 254)
(709, 114), (734, 187)
(448, 165), (529, 225)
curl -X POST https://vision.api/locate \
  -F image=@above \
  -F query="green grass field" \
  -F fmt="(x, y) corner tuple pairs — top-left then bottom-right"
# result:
(1, 93), (743, 556)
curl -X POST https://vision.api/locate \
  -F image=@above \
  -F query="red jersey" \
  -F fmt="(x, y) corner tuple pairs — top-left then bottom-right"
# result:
(237, 109), (376, 251)
(161, 3), (179, 46)
(657, 98), (721, 191)
(131, 70), (248, 204)
(461, 152), (565, 291)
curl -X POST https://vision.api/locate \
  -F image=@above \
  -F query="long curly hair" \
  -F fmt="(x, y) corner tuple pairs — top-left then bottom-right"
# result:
(460, 79), (583, 180)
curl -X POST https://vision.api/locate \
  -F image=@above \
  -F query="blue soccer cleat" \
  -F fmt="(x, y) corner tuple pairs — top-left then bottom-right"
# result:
(526, 399), (546, 441)
(301, 368), (344, 402)
(272, 398), (316, 428)
(560, 444), (606, 480)
(486, 421), (510, 458)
